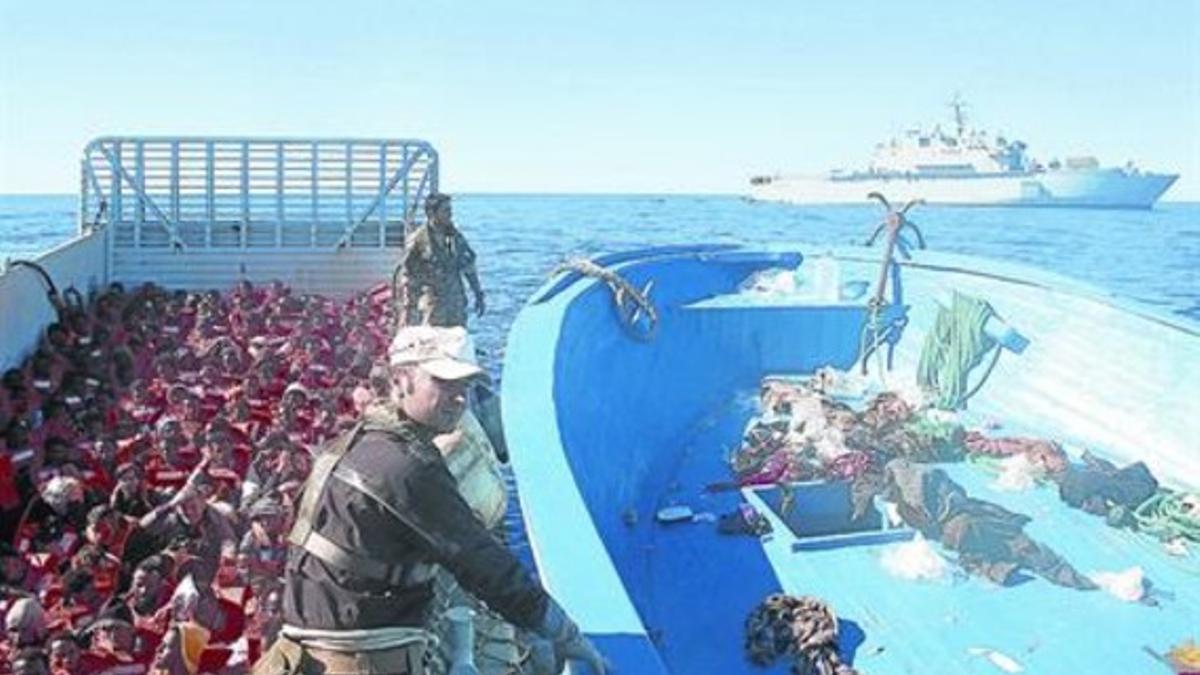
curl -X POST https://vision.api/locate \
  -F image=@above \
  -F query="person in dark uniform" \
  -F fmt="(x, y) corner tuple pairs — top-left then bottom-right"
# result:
(254, 326), (605, 675)
(396, 194), (485, 328)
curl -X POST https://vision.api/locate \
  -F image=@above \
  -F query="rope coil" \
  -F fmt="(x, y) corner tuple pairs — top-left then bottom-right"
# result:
(1133, 491), (1200, 543)
(916, 292), (1002, 410)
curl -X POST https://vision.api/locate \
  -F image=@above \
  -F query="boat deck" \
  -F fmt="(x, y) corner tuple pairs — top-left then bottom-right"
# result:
(632, 388), (1198, 674)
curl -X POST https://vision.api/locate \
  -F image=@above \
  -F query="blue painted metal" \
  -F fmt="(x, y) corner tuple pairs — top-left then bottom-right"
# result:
(502, 245), (1200, 674)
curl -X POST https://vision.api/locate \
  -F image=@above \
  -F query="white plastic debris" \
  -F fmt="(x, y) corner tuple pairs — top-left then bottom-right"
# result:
(1163, 537), (1189, 557)
(1090, 567), (1146, 603)
(739, 268), (803, 296)
(924, 408), (961, 425)
(891, 380), (928, 409)
(880, 533), (950, 582)
(967, 647), (1024, 673)
(991, 453), (1043, 492)
(814, 366), (869, 401)
(812, 430), (850, 463)
(882, 502), (905, 528)
(656, 505), (695, 524)
(788, 394), (827, 435)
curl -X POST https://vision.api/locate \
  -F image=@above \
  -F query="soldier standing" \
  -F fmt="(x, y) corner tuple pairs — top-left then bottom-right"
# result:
(253, 326), (606, 675)
(397, 194), (485, 328)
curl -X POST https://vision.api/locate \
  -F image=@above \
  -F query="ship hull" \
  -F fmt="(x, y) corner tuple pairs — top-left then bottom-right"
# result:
(750, 169), (1178, 209)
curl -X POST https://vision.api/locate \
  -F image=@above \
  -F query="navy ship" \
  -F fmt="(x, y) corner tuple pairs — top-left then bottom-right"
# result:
(750, 99), (1178, 208)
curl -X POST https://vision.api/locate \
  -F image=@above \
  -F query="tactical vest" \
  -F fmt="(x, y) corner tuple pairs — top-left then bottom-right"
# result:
(287, 422), (436, 587)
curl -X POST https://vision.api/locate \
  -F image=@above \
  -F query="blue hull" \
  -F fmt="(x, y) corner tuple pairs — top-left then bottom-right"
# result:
(502, 245), (1200, 674)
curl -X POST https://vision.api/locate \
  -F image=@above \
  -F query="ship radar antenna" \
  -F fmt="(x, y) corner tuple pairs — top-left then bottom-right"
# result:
(948, 93), (968, 139)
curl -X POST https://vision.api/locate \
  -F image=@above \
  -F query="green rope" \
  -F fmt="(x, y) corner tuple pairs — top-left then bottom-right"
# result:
(916, 292), (998, 410)
(1133, 491), (1200, 543)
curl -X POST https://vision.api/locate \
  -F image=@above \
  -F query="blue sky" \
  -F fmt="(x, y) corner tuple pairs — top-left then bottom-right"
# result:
(2, 1), (1197, 198)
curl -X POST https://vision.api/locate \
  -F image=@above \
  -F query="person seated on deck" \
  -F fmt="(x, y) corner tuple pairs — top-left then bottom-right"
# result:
(396, 193), (486, 328)
(82, 602), (148, 674)
(5, 599), (49, 656)
(7, 646), (50, 675)
(1, 278), (497, 672)
(47, 632), (83, 675)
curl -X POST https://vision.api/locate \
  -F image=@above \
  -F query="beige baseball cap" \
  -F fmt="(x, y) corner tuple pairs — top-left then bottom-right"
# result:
(388, 326), (485, 381)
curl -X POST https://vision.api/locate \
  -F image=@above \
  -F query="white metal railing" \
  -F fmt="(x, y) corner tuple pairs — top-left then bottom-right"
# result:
(80, 137), (439, 251)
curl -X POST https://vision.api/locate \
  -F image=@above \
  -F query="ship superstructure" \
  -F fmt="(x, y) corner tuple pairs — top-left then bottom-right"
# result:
(750, 99), (1177, 208)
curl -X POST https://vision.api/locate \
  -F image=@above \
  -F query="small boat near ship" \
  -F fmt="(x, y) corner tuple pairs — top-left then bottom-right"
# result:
(749, 99), (1179, 209)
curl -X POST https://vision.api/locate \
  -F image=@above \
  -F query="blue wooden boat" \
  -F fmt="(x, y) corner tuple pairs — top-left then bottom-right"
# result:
(501, 229), (1200, 673)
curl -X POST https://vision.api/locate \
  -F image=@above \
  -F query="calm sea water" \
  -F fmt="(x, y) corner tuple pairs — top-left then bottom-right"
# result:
(2, 194), (1197, 364)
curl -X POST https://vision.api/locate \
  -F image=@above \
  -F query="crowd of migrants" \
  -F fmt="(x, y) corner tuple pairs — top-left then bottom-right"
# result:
(731, 372), (1199, 589)
(0, 279), (399, 674)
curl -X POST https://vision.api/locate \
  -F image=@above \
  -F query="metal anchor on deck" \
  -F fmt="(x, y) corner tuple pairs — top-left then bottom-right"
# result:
(859, 192), (923, 375)
(864, 192), (925, 261)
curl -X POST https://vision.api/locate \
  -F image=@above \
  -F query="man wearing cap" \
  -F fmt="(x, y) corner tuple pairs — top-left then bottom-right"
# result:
(256, 326), (605, 674)
(395, 193), (486, 328)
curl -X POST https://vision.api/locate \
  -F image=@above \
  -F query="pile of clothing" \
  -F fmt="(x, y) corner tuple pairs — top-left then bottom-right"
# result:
(744, 593), (858, 675)
(731, 378), (965, 488)
(727, 370), (1200, 586)
(852, 459), (1097, 589)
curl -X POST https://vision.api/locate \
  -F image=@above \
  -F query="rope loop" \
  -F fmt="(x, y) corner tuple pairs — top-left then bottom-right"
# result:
(555, 257), (658, 341)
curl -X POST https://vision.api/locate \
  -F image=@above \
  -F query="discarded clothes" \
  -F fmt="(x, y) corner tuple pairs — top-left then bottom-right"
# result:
(719, 503), (773, 537)
(854, 459), (1097, 590)
(744, 593), (859, 675)
(732, 383), (965, 487)
(1057, 451), (1158, 517)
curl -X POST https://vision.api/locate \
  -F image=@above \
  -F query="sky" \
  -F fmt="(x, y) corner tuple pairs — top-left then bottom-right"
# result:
(1, 1), (1198, 198)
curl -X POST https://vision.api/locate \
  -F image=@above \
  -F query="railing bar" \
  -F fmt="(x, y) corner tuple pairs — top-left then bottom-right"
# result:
(401, 146), (410, 228)
(378, 144), (387, 248)
(310, 142), (318, 247)
(276, 142), (284, 247)
(241, 141), (250, 248)
(97, 142), (183, 249)
(80, 137), (436, 254)
(111, 140), (123, 246)
(206, 142), (215, 247)
(79, 158), (88, 234)
(408, 167), (431, 237)
(344, 142), (353, 244)
(170, 142), (181, 232)
(135, 141), (145, 249)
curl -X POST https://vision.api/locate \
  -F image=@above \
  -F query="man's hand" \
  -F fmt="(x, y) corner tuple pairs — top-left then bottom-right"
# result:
(556, 632), (609, 674)
(474, 291), (486, 318)
(535, 599), (611, 674)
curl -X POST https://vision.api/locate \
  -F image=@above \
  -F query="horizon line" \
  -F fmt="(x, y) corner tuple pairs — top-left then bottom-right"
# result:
(0, 191), (1197, 204)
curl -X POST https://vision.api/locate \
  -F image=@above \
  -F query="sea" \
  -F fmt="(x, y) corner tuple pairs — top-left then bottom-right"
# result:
(1, 194), (1197, 368)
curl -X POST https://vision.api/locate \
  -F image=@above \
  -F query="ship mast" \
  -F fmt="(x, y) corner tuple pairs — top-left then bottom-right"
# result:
(949, 94), (968, 140)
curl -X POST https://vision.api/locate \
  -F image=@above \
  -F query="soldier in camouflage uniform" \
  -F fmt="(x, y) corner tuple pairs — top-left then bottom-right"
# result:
(397, 193), (486, 328)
